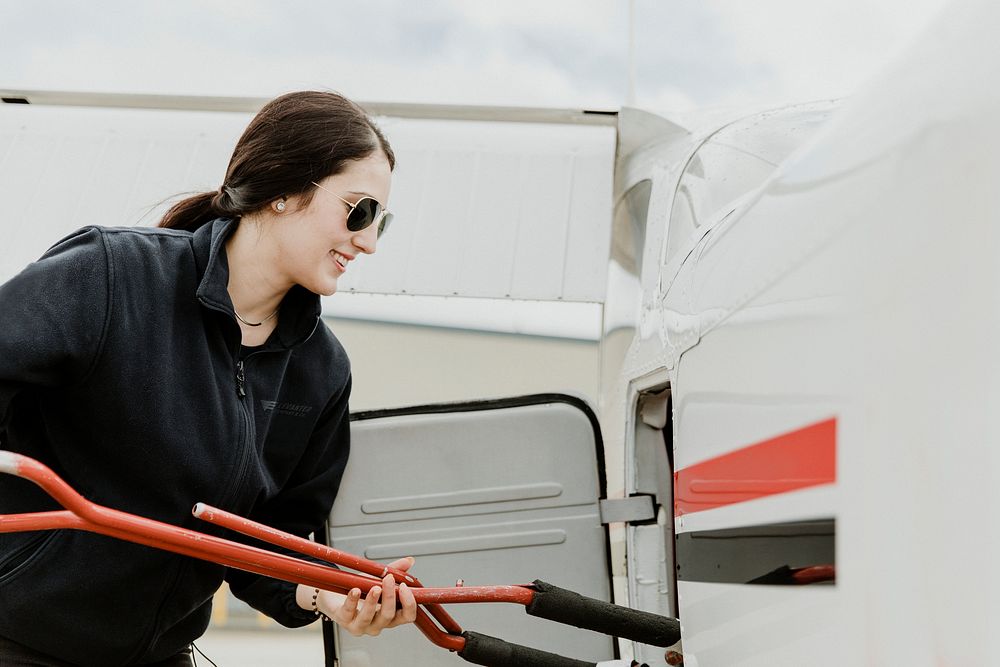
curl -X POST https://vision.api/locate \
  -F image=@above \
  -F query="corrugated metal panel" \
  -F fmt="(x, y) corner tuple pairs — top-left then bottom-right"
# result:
(0, 103), (615, 304)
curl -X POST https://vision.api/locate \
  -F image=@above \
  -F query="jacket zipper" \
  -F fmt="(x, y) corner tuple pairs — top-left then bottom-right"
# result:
(217, 352), (261, 511)
(236, 359), (247, 397)
(134, 338), (261, 660)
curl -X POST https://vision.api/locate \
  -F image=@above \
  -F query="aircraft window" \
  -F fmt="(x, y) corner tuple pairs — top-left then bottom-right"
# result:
(665, 145), (776, 267)
(611, 179), (652, 278)
(663, 102), (838, 270)
(686, 144), (774, 227)
(664, 161), (698, 267)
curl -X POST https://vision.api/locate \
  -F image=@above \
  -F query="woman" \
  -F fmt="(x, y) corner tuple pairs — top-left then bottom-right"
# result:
(0, 91), (417, 666)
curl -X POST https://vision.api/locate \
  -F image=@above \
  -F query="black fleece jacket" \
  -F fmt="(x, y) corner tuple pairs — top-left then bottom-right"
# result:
(0, 218), (352, 666)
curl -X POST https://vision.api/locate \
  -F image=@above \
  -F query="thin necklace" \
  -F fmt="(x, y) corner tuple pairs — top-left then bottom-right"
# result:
(234, 306), (279, 327)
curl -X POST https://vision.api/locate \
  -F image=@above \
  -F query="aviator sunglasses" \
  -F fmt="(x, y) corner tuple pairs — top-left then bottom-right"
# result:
(310, 181), (393, 238)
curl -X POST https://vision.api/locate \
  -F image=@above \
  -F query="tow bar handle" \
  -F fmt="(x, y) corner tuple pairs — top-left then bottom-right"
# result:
(0, 451), (682, 661)
(526, 580), (681, 648)
(458, 631), (596, 667)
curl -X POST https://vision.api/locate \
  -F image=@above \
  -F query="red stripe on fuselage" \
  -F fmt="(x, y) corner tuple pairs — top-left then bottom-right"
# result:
(674, 418), (836, 516)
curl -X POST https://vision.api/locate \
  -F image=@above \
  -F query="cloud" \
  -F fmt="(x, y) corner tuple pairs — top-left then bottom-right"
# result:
(0, 0), (627, 107)
(0, 0), (956, 114)
(677, 0), (951, 108)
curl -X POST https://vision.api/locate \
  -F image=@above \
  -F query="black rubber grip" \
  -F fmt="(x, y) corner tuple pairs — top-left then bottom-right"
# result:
(458, 630), (596, 667)
(526, 580), (681, 647)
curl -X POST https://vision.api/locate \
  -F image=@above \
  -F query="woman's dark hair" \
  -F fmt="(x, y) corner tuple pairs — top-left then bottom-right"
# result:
(159, 90), (395, 231)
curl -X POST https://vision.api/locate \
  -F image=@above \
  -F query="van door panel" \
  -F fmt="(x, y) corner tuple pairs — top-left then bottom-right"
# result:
(327, 395), (613, 666)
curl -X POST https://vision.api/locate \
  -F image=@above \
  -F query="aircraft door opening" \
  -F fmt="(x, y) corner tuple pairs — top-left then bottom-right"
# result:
(627, 385), (679, 666)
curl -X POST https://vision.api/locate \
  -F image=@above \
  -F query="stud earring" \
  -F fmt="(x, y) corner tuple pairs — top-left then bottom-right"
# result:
(275, 200), (286, 212)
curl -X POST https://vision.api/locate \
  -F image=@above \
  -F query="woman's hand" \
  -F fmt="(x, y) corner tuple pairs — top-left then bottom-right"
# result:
(300, 556), (419, 637)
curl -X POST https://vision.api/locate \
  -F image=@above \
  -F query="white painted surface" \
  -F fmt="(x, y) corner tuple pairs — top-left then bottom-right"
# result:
(676, 582), (839, 666)
(621, 0), (1000, 663)
(323, 292), (603, 340)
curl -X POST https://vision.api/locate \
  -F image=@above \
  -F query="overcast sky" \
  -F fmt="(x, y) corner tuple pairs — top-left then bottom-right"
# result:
(1, 0), (952, 113)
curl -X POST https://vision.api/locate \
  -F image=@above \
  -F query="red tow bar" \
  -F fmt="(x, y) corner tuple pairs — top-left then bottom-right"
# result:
(0, 451), (684, 666)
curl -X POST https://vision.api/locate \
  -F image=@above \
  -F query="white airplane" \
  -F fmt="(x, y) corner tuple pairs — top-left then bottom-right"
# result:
(1, 0), (997, 664)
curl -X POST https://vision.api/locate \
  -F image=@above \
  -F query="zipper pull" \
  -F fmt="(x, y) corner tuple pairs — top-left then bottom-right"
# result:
(236, 359), (246, 398)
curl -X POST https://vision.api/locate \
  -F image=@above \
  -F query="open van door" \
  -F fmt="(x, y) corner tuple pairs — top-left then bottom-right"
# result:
(325, 394), (614, 666)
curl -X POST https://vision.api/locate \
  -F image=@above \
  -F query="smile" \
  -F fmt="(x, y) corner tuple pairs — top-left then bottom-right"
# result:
(331, 250), (350, 272)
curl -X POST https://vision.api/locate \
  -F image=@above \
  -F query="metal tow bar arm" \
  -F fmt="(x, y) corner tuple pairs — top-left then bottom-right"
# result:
(0, 451), (680, 666)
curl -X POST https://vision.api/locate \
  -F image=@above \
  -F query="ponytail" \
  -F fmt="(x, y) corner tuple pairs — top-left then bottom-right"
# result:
(159, 186), (242, 232)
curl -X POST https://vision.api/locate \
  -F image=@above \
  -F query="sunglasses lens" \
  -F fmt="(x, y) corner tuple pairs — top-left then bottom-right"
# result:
(377, 212), (393, 238)
(346, 198), (378, 232)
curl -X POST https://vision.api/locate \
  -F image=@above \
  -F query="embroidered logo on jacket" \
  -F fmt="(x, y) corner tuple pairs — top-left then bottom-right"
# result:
(261, 400), (314, 417)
